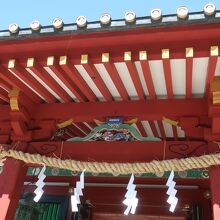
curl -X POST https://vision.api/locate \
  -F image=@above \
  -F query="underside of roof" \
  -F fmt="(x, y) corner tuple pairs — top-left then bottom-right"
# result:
(0, 9), (219, 143)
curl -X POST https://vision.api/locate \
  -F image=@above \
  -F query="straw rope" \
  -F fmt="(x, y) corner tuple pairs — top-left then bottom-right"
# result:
(0, 147), (220, 174)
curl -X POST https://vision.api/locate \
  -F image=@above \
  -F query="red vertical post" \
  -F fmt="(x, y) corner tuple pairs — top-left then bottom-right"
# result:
(210, 166), (220, 220)
(0, 158), (27, 220)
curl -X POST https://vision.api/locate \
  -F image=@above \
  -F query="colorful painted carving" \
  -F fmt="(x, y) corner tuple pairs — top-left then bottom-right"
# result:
(67, 118), (161, 142)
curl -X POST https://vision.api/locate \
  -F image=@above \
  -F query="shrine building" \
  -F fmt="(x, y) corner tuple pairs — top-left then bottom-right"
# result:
(1, 3), (220, 220)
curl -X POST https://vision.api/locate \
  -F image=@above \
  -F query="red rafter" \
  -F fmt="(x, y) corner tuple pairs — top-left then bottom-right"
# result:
(102, 62), (129, 101)
(59, 58), (97, 102)
(172, 125), (178, 141)
(68, 126), (84, 137)
(82, 62), (113, 101)
(0, 87), (9, 103)
(162, 59), (173, 99)
(186, 57), (193, 99)
(75, 122), (91, 134)
(27, 60), (72, 103)
(125, 61), (145, 100)
(0, 66), (40, 103)
(148, 121), (159, 137)
(205, 56), (218, 96)
(0, 77), (35, 110)
(88, 122), (98, 129)
(8, 61), (56, 103)
(0, 81), (10, 92)
(158, 121), (166, 139)
(136, 121), (147, 137)
(45, 62), (88, 102)
(140, 60), (156, 99)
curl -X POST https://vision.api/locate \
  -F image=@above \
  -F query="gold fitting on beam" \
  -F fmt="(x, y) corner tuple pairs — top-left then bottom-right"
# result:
(10, 98), (19, 111)
(124, 51), (132, 61)
(186, 47), (194, 57)
(27, 58), (34, 67)
(213, 91), (220, 104)
(8, 88), (20, 98)
(47, 56), (54, 66)
(162, 49), (169, 59)
(162, 117), (178, 126)
(211, 76), (220, 91)
(8, 88), (20, 111)
(59, 56), (67, 65)
(8, 59), (15, 68)
(94, 119), (104, 125)
(139, 51), (147, 60)
(81, 54), (88, 64)
(211, 46), (219, 56)
(102, 53), (109, 62)
(124, 118), (138, 125)
(57, 118), (74, 129)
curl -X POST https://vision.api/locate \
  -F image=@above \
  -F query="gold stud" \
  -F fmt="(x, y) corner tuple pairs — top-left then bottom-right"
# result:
(162, 49), (169, 59)
(211, 46), (218, 56)
(124, 51), (132, 61)
(186, 47), (194, 57)
(8, 59), (15, 68)
(59, 56), (67, 65)
(47, 56), (54, 66)
(81, 54), (88, 64)
(102, 53), (109, 62)
(27, 58), (34, 67)
(139, 51), (147, 60)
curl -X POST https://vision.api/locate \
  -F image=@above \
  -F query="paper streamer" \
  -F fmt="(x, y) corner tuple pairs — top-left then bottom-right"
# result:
(166, 170), (178, 212)
(71, 171), (85, 212)
(123, 174), (138, 215)
(33, 165), (46, 202)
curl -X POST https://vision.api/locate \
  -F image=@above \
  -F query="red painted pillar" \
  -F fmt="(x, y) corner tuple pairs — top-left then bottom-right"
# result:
(0, 158), (27, 220)
(210, 166), (220, 220)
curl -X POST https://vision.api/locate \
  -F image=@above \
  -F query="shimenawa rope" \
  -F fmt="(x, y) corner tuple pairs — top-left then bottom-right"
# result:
(0, 147), (220, 174)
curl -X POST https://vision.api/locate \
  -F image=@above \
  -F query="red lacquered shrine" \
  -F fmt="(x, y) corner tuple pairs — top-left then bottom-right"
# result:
(1, 4), (220, 220)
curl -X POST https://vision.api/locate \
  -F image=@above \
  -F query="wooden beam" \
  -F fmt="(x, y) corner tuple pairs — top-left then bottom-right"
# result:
(0, 98), (208, 122)
(27, 141), (216, 162)
(30, 99), (208, 121)
(0, 23), (220, 60)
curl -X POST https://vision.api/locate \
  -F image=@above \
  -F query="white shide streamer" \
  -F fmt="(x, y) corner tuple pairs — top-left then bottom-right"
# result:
(33, 165), (46, 202)
(166, 170), (178, 212)
(71, 171), (85, 212)
(123, 174), (138, 215)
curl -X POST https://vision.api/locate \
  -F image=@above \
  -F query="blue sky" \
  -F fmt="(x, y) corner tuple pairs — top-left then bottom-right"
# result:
(0, 1), (219, 29)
